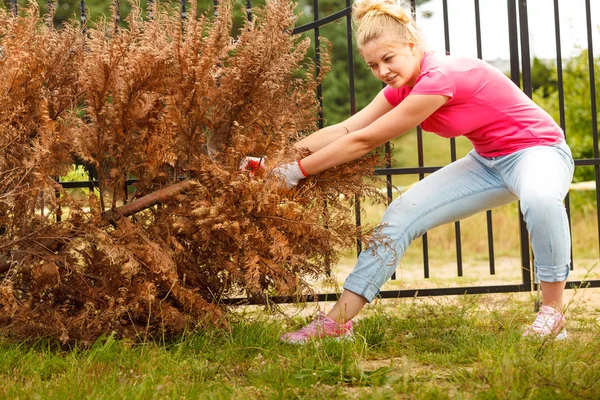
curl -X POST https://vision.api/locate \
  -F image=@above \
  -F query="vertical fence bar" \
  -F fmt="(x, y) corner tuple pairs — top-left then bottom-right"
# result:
(409, 0), (429, 279)
(485, 213), (496, 275)
(474, 0), (482, 59)
(507, 0), (520, 85)
(385, 136), (393, 279)
(77, 0), (94, 197)
(181, 0), (187, 34)
(441, 0), (463, 277)
(517, 0), (534, 289)
(313, 0), (323, 130)
(80, 0), (87, 33)
(384, 139), (394, 277)
(45, 0), (55, 28)
(245, 0), (252, 21)
(553, 0), (566, 133)
(343, 0), (362, 255)
(345, 0), (355, 117)
(47, 0), (57, 221)
(552, 0), (573, 270)
(354, 199), (362, 253)
(507, 0), (532, 290)
(441, 0), (450, 55)
(55, 179), (62, 223)
(518, 1), (532, 97)
(113, 0), (121, 32)
(147, 0), (154, 20)
(123, 174), (128, 204)
(77, 0), (93, 194)
(313, 0), (324, 138)
(584, 0), (600, 257)
(9, 0), (17, 16)
(441, 0), (453, 169)
(474, 0), (496, 276)
(384, 149), (393, 202)
(378, 0), (394, 275)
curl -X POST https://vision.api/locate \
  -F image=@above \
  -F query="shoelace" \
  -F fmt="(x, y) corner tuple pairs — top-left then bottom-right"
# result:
(532, 309), (561, 331)
(295, 315), (327, 336)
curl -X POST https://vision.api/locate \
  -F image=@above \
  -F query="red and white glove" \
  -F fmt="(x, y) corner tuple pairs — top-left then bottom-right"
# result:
(270, 160), (307, 189)
(239, 156), (266, 173)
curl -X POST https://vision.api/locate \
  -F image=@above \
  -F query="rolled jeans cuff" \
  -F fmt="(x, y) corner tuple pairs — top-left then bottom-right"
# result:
(343, 272), (380, 303)
(535, 262), (570, 283)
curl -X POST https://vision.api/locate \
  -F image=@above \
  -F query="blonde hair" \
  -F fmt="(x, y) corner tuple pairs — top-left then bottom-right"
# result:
(352, 0), (423, 51)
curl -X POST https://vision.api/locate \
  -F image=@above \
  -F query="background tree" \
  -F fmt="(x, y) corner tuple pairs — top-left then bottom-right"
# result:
(531, 57), (557, 99)
(533, 50), (600, 183)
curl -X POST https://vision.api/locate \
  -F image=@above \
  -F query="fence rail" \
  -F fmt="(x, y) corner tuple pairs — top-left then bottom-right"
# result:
(11, 0), (598, 303)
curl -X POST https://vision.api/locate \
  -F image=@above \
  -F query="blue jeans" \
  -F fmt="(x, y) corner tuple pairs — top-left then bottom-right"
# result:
(344, 141), (575, 302)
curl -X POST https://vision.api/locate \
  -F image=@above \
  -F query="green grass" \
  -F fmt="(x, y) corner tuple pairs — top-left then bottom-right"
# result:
(21, 129), (596, 399)
(3, 295), (600, 399)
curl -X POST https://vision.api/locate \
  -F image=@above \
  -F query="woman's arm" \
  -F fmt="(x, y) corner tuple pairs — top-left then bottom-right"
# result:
(293, 90), (394, 153)
(300, 94), (449, 175)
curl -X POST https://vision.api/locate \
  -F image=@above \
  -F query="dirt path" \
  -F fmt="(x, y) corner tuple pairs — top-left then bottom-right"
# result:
(278, 256), (600, 318)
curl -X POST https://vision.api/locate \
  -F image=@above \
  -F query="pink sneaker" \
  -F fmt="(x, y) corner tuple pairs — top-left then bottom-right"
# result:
(523, 305), (568, 340)
(280, 312), (355, 344)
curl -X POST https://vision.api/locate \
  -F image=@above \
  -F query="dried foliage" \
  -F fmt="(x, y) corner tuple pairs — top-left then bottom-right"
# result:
(0, 2), (81, 241)
(0, 0), (385, 345)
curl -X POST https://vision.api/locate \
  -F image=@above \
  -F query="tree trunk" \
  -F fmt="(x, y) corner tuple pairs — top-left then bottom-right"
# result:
(0, 179), (196, 273)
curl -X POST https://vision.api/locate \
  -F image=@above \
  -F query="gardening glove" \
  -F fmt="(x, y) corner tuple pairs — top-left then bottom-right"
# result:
(239, 156), (266, 173)
(269, 160), (307, 189)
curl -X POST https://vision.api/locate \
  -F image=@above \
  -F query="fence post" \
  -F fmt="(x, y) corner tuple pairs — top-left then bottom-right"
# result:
(9, 0), (17, 16)
(113, 0), (120, 32)
(584, 0), (600, 258)
(507, 0), (533, 292)
(80, 0), (88, 33)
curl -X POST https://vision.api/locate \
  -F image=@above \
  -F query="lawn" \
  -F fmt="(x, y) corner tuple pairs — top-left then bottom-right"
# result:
(4, 131), (598, 399)
(2, 289), (600, 399)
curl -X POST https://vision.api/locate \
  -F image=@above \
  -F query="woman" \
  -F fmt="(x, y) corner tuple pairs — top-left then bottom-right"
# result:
(272, 0), (574, 343)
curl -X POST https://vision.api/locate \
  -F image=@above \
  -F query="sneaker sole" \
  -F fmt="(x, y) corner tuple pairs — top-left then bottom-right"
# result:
(281, 331), (355, 345)
(331, 331), (355, 342)
(523, 329), (568, 341)
(555, 329), (568, 340)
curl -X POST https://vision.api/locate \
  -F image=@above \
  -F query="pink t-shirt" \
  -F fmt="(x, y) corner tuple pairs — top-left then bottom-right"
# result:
(383, 52), (564, 157)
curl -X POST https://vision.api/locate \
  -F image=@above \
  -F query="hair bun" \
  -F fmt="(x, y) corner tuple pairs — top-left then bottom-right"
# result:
(352, 0), (411, 25)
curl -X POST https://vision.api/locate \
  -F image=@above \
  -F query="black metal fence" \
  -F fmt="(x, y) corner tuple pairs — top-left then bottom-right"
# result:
(293, 0), (600, 302)
(321, 0), (599, 301)
(10, 0), (599, 302)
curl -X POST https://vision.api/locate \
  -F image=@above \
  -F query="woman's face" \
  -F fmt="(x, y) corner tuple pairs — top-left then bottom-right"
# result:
(361, 34), (422, 88)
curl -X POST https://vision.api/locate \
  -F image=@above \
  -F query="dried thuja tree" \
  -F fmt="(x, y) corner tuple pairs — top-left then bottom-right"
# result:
(145, 0), (386, 304)
(0, 0), (386, 345)
(0, 4), (82, 276)
(0, 3), (90, 342)
(0, 3), (227, 344)
(0, 0), (81, 244)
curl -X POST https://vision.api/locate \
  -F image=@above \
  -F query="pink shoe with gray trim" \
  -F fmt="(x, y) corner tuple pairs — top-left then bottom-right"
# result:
(280, 312), (355, 344)
(523, 305), (568, 340)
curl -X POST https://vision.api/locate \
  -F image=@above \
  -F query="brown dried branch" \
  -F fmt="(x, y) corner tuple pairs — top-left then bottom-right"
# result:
(0, 0), (386, 345)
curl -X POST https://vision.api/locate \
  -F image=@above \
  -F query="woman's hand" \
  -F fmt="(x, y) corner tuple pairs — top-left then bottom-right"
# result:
(269, 160), (307, 189)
